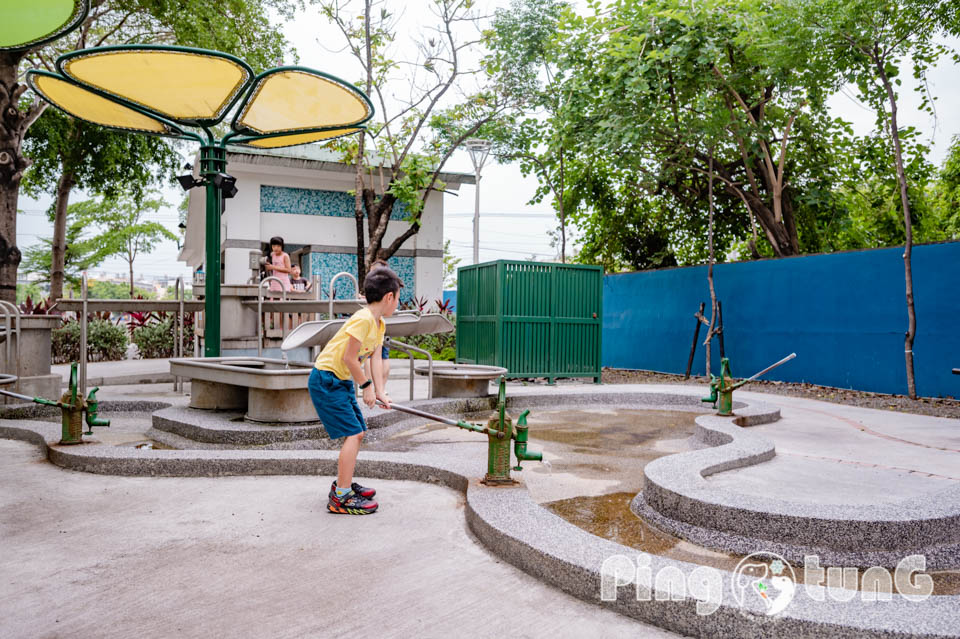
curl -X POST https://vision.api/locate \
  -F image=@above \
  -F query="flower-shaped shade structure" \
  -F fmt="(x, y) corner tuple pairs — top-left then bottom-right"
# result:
(0, 0), (87, 52)
(27, 45), (374, 147)
(25, 43), (374, 358)
(26, 72), (183, 136)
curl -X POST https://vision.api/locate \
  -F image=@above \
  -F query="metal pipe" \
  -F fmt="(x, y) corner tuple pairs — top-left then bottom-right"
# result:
(80, 271), (88, 401)
(0, 387), (35, 403)
(173, 276), (184, 392)
(328, 271), (359, 319)
(257, 277), (287, 356)
(384, 338), (433, 400)
(377, 399), (492, 435)
(743, 352), (797, 383)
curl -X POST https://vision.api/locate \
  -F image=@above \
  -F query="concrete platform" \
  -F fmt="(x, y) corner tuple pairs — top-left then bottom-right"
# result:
(0, 438), (667, 639)
(4, 373), (960, 637)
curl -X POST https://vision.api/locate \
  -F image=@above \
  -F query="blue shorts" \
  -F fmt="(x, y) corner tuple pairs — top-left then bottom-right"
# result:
(381, 345), (390, 359)
(308, 368), (367, 439)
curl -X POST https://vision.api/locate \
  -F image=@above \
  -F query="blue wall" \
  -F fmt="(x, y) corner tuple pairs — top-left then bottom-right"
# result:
(442, 289), (457, 313)
(603, 242), (960, 397)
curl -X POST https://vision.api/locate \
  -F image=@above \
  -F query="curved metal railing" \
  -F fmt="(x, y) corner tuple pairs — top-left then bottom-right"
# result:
(328, 271), (360, 319)
(0, 300), (21, 385)
(258, 276), (287, 356)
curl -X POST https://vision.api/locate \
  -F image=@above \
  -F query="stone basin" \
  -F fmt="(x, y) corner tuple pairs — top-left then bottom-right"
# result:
(169, 357), (316, 423)
(414, 362), (508, 398)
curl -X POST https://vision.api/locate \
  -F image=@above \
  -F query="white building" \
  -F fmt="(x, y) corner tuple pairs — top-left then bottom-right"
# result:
(179, 145), (472, 303)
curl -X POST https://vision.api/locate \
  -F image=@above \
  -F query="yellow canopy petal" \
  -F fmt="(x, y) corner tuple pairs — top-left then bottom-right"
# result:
(29, 73), (168, 134)
(62, 48), (250, 122)
(236, 70), (371, 134)
(240, 128), (362, 148)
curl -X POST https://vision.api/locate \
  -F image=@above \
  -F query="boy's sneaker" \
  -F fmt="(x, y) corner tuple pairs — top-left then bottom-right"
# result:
(330, 480), (376, 499)
(327, 489), (378, 515)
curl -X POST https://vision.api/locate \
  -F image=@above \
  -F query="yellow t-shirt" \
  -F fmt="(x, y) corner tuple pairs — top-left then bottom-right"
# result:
(314, 307), (386, 380)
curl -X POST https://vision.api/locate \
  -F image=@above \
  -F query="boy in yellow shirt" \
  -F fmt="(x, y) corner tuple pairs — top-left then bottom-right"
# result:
(309, 267), (401, 514)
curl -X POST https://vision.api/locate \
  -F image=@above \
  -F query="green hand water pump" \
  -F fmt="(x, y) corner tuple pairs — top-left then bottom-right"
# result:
(0, 362), (109, 444)
(381, 376), (542, 484)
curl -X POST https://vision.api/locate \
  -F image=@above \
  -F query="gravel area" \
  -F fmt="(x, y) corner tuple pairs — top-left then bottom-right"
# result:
(600, 368), (960, 419)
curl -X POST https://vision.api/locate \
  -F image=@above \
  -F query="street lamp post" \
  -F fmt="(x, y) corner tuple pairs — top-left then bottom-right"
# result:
(465, 139), (491, 265)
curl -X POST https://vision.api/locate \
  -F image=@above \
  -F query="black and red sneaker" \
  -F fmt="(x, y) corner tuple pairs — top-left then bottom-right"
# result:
(327, 489), (378, 515)
(330, 480), (376, 499)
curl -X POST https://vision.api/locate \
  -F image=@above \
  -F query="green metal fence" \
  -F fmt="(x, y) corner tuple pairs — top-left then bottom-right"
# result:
(456, 260), (603, 383)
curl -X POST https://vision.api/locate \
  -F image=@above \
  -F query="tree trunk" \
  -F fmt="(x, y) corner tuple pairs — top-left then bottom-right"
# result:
(879, 69), (917, 399)
(0, 51), (30, 303)
(50, 169), (76, 301)
(129, 260), (134, 299)
(704, 151), (718, 377)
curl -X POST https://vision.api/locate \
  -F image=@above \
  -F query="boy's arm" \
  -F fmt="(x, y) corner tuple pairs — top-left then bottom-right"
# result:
(370, 347), (391, 407)
(342, 336), (375, 407)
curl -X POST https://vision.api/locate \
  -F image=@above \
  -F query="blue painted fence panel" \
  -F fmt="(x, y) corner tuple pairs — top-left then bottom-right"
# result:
(443, 289), (457, 313)
(602, 242), (960, 397)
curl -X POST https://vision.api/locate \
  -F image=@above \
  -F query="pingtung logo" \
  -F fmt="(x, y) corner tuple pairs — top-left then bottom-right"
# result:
(731, 552), (797, 617)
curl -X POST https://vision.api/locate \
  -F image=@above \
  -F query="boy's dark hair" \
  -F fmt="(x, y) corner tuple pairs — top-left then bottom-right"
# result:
(369, 258), (389, 271)
(363, 265), (403, 302)
(269, 236), (284, 249)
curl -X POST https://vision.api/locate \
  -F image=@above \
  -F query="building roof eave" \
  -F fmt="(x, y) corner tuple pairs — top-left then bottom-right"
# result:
(224, 145), (475, 188)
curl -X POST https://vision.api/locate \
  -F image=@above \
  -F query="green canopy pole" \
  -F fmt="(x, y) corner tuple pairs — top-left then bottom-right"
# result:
(201, 145), (225, 357)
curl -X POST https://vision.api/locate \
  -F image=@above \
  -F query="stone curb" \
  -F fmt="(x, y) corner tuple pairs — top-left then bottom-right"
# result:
(640, 408), (960, 565)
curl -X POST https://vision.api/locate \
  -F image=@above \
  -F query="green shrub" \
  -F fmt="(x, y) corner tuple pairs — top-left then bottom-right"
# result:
(389, 345), (456, 361)
(131, 315), (195, 359)
(52, 319), (128, 363)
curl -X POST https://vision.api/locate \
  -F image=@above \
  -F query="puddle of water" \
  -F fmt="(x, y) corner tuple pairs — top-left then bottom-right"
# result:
(127, 440), (174, 450)
(545, 492), (959, 595)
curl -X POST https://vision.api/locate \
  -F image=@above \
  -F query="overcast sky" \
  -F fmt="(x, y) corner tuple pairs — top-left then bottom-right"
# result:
(17, 2), (960, 283)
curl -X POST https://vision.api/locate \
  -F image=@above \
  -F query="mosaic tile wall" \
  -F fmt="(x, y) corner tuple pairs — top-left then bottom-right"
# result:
(308, 252), (415, 304)
(261, 185), (408, 220)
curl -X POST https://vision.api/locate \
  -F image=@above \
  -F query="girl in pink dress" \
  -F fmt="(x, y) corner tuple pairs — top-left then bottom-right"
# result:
(265, 236), (292, 292)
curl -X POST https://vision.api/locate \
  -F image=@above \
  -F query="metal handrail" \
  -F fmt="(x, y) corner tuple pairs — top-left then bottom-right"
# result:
(0, 300), (21, 383)
(328, 271), (359, 319)
(384, 337), (434, 401)
(173, 276), (185, 391)
(80, 271), (88, 400)
(257, 276), (287, 356)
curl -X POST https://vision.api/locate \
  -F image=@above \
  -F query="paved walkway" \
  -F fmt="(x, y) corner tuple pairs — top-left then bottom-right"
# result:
(0, 438), (676, 639)
(9, 364), (960, 636)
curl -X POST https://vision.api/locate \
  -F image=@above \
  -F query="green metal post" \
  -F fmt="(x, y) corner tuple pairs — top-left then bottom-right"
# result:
(201, 145), (226, 357)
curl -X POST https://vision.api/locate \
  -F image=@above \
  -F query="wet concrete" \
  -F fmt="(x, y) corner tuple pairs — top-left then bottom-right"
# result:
(369, 407), (960, 595)
(546, 492), (960, 595)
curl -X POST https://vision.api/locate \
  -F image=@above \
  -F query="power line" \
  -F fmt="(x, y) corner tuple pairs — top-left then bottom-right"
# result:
(446, 212), (555, 218)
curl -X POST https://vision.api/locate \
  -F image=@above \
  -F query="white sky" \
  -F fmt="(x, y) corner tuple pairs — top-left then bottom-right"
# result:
(16, 2), (960, 283)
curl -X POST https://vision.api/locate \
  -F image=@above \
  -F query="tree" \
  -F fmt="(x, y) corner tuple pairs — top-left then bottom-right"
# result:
(441, 239), (460, 288)
(89, 280), (155, 299)
(930, 136), (960, 240)
(807, 0), (959, 397)
(319, 0), (517, 282)
(88, 194), (177, 298)
(485, 0), (573, 262)
(0, 0), (295, 302)
(547, 0), (850, 263)
(20, 199), (114, 290)
(22, 106), (179, 300)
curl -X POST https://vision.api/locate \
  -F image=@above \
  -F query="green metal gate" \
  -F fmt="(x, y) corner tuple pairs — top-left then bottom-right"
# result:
(456, 260), (603, 383)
